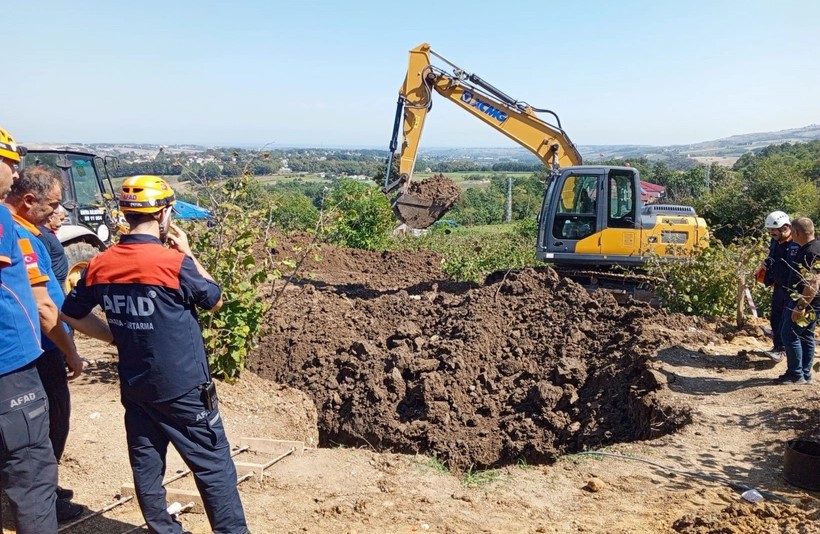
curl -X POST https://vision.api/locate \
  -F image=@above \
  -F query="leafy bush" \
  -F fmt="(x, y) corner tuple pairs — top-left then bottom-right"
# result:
(646, 234), (769, 319)
(396, 229), (537, 283)
(325, 179), (394, 251)
(514, 216), (538, 238)
(269, 190), (319, 232)
(184, 171), (278, 378)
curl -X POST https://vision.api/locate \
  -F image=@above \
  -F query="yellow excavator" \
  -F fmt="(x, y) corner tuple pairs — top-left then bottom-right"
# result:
(384, 43), (708, 269)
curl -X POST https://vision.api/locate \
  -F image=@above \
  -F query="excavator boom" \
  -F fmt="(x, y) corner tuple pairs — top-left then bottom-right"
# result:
(386, 43), (581, 228)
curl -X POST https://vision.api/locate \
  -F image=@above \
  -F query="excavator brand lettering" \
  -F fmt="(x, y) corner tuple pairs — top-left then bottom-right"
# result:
(460, 91), (508, 123)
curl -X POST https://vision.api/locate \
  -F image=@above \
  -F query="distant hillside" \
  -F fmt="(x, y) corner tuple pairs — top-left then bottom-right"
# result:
(583, 124), (820, 160)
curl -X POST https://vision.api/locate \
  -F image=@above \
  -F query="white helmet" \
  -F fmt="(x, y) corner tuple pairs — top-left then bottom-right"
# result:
(765, 210), (790, 229)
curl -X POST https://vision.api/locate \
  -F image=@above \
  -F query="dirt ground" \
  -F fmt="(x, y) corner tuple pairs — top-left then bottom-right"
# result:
(3, 241), (820, 534)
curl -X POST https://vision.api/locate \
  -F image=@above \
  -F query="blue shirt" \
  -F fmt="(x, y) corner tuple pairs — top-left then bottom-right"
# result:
(37, 227), (68, 291)
(12, 215), (68, 352)
(0, 205), (42, 376)
(62, 234), (221, 401)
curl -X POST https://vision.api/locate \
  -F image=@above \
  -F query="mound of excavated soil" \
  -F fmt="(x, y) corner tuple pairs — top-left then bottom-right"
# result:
(672, 501), (820, 534)
(250, 265), (700, 471)
(405, 174), (461, 202)
(272, 234), (448, 291)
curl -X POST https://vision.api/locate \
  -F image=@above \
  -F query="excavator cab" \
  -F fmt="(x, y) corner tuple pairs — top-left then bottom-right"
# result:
(538, 166), (707, 267)
(538, 166), (644, 267)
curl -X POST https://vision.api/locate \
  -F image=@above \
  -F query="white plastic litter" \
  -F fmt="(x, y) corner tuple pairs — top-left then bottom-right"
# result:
(741, 489), (764, 503)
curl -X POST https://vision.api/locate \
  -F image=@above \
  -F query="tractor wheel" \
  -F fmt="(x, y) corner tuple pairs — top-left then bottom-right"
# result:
(64, 242), (100, 293)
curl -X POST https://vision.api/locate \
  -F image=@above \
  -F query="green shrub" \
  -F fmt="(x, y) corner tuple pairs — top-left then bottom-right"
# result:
(184, 171), (279, 378)
(646, 234), (769, 319)
(269, 191), (319, 232)
(325, 180), (394, 251)
(514, 216), (538, 239)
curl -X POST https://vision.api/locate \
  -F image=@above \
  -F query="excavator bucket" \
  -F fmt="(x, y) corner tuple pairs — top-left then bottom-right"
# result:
(393, 193), (457, 229)
(391, 175), (461, 229)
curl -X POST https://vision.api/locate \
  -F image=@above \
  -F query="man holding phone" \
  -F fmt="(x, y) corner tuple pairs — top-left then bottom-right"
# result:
(62, 176), (249, 534)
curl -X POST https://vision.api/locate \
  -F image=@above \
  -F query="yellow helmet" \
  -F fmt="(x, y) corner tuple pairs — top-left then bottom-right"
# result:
(0, 127), (23, 163)
(119, 175), (176, 214)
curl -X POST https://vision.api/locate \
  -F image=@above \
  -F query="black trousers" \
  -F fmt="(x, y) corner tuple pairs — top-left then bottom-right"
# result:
(122, 385), (248, 534)
(771, 285), (790, 350)
(35, 348), (71, 462)
(0, 362), (58, 534)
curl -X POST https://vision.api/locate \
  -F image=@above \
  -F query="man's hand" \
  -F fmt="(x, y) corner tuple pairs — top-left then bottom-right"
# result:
(166, 223), (193, 257)
(754, 264), (766, 283)
(65, 351), (84, 380)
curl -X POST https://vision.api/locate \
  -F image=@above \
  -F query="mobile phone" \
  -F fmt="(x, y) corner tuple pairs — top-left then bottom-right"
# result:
(159, 208), (173, 243)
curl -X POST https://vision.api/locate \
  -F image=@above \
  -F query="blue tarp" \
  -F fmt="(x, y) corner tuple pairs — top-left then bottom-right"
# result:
(173, 200), (212, 220)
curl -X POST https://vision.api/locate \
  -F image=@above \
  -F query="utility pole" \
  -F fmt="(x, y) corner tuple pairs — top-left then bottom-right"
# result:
(705, 162), (711, 191)
(506, 176), (512, 222)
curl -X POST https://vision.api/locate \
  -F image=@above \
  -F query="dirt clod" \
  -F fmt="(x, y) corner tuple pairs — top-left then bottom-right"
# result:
(405, 173), (461, 202)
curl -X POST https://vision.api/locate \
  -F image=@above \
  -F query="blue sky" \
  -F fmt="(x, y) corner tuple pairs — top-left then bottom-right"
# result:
(5, 0), (819, 148)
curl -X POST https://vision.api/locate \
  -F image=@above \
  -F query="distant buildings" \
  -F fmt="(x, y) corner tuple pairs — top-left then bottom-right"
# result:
(640, 181), (665, 203)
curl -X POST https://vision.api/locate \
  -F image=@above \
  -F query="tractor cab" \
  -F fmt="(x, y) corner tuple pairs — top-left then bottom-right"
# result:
(21, 147), (121, 290)
(23, 148), (121, 245)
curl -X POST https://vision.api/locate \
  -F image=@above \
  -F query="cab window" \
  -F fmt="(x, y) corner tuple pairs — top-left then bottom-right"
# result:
(607, 171), (636, 228)
(68, 156), (103, 206)
(553, 174), (598, 240)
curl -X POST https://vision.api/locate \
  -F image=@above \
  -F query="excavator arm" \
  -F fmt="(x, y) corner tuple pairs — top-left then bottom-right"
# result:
(385, 43), (582, 228)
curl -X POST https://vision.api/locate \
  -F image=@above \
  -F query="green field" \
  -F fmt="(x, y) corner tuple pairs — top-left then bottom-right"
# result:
(162, 170), (537, 194)
(411, 171), (534, 181)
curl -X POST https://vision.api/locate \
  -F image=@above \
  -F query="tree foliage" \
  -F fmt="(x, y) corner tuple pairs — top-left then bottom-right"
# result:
(269, 190), (320, 232)
(183, 171), (278, 378)
(324, 180), (394, 251)
(646, 235), (769, 319)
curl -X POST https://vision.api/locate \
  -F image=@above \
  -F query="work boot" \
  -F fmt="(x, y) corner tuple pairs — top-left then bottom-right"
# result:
(762, 350), (785, 362)
(56, 499), (84, 522)
(56, 485), (74, 500)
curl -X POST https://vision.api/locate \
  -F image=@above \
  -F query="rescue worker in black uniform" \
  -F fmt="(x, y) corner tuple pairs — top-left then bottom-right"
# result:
(755, 211), (800, 361)
(62, 175), (249, 534)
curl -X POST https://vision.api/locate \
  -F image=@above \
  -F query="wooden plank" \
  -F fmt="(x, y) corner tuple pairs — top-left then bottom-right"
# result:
(233, 461), (263, 478)
(238, 437), (306, 457)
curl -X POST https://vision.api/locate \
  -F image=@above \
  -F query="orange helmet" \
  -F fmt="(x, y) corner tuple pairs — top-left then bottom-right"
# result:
(0, 127), (24, 163)
(119, 175), (176, 214)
